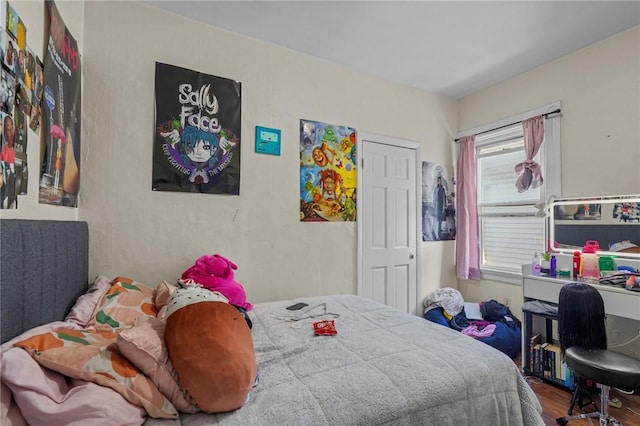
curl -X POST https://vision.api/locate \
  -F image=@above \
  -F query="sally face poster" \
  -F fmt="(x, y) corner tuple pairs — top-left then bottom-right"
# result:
(153, 62), (241, 195)
(39, 0), (81, 207)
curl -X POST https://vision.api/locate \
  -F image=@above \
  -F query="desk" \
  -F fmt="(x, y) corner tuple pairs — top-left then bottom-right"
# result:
(521, 274), (640, 387)
(523, 275), (640, 321)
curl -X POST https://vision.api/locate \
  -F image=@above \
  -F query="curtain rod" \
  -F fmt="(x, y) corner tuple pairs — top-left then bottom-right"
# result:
(454, 108), (561, 142)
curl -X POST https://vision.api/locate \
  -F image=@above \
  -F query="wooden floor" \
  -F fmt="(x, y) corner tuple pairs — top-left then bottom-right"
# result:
(515, 356), (640, 425)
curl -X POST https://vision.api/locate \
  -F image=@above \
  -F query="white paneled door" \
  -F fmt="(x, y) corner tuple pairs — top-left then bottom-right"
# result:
(357, 133), (420, 315)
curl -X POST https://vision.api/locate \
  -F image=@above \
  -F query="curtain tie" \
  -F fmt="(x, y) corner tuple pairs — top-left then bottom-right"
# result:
(515, 159), (543, 192)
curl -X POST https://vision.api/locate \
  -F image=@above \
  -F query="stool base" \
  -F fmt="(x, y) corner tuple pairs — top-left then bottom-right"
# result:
(568, 378), (599, 415)
(555, 385), (623, 426)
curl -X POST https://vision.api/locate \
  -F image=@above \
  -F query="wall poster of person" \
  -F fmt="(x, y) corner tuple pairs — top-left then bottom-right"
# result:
(1, 111), (17, 208)
(39, 0), (81, 207)
(299, 119), (356, 222)
(422, 162), (456, 241)
(0, 67), (16, 114)
(29, 56), (43, 134)
(613, 202), (640, 223)
(153, 62), (241, 195)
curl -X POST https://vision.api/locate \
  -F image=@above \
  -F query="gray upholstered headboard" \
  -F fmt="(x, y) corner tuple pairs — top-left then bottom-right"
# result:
(0, 219), (89, 344)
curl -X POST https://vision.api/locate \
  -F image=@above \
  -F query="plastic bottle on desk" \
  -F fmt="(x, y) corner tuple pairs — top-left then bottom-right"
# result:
(531, 252), (541, 276)
(580, 241), (600, 283)
(572, 251), (581, 279)
(550, 255), (557, 277)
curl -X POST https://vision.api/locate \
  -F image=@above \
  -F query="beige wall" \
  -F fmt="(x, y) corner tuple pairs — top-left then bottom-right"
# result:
(457, 25), (640, 341)
(3, 1), (458, 305)
(458, 25), (639, 198)
(7, 1), (638, 333)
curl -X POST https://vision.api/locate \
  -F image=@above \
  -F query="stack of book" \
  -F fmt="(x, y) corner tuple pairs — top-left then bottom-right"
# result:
(528, 334), (574, 387)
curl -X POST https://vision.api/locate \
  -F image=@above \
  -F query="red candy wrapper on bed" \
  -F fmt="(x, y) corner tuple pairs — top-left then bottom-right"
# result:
(313, 319), (337, 335)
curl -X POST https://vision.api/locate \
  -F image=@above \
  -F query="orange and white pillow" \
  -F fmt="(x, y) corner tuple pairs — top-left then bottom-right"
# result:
(86, 277), (157, 330)
(13, 276), (179, 419)
(13, 328), (177, 419)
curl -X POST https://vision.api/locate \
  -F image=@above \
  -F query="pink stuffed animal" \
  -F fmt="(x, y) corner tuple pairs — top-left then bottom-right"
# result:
(181, 254), (253, 311)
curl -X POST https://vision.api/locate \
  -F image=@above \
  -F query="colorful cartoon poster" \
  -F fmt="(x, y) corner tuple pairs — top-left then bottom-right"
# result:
(422, 162), (456, 241)
(153, 62), (241, 195)
(39, 0), (81, 207)
(299, 119), (357, 222)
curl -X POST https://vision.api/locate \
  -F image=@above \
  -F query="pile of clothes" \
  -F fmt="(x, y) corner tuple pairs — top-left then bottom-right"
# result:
(424, 288), (522, 359)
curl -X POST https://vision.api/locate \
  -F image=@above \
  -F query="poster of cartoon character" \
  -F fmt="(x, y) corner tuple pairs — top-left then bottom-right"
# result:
(153, 62), (241, 195)
(39, 1), (81, 207)
(299, 119), (356, 222)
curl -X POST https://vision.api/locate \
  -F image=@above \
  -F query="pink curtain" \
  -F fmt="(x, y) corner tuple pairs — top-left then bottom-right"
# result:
(515, 115), (544, 192)
(455, 135), (480, 280)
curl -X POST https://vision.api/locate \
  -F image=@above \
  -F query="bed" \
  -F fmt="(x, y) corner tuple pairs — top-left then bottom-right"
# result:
(0, 219), (544, 425)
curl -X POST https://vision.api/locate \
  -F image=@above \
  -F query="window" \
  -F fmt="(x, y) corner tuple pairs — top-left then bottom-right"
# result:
(469, 103), (561, 283)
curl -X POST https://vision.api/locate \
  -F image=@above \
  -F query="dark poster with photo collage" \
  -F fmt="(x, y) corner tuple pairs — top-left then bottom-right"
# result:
(39, 0), (81, 207)
(1, 0), (42, 209)
(153, 62), (241, 195)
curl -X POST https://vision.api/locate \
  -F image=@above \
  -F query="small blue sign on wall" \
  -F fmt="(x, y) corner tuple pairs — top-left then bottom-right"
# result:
(255, 126), (281, 156)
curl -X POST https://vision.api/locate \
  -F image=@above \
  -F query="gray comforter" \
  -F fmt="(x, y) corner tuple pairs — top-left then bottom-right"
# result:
(146, 294), (544, 426)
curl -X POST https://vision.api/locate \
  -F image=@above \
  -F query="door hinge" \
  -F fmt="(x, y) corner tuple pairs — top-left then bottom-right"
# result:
(361, 157), (364, 168)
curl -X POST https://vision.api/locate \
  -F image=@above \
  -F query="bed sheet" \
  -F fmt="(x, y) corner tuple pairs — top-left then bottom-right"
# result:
(145, 294), (544, 426)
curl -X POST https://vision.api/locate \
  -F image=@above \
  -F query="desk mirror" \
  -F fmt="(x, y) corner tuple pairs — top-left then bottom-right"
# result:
(549, 194), (640, 260)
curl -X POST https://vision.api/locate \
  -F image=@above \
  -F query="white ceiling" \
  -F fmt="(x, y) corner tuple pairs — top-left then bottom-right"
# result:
(146, 1), (640, 99)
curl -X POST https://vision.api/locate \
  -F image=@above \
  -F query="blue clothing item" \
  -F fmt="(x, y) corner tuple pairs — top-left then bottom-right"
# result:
(480, 299), (522, 329)
(424, 307), (521, 358)
(477, 321), (521, 358)
(424, 307), (469, 330)
(424, 308), (450, 327)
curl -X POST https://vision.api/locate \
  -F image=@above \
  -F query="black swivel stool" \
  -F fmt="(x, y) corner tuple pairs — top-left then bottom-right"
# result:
(556, 346), (640, 425)
(555, 282), (640, 425)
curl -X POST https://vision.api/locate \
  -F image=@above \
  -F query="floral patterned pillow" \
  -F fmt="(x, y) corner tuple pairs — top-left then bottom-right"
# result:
(86, 276), (158, 330)
(117, 316), (198, 413)
(14, 327), (177, 419)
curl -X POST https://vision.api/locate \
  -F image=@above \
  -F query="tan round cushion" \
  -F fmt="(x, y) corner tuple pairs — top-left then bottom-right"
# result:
(165, 301), (256, 413)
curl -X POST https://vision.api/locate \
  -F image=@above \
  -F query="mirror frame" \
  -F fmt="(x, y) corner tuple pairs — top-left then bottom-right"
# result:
(549, 194), (640, 260)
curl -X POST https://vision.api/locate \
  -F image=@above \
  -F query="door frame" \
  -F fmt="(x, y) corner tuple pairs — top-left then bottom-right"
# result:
(356, 132), (423, 316)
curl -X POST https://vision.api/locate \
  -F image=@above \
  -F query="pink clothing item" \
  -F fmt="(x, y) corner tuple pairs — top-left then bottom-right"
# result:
(2, 348), (146, 426)
(181, 254), (253, 311)
(1, 380), (26, 426)
(1, 144), (15, 164)
(461, 324), (496, 339)
(1, 321), (146, 426)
